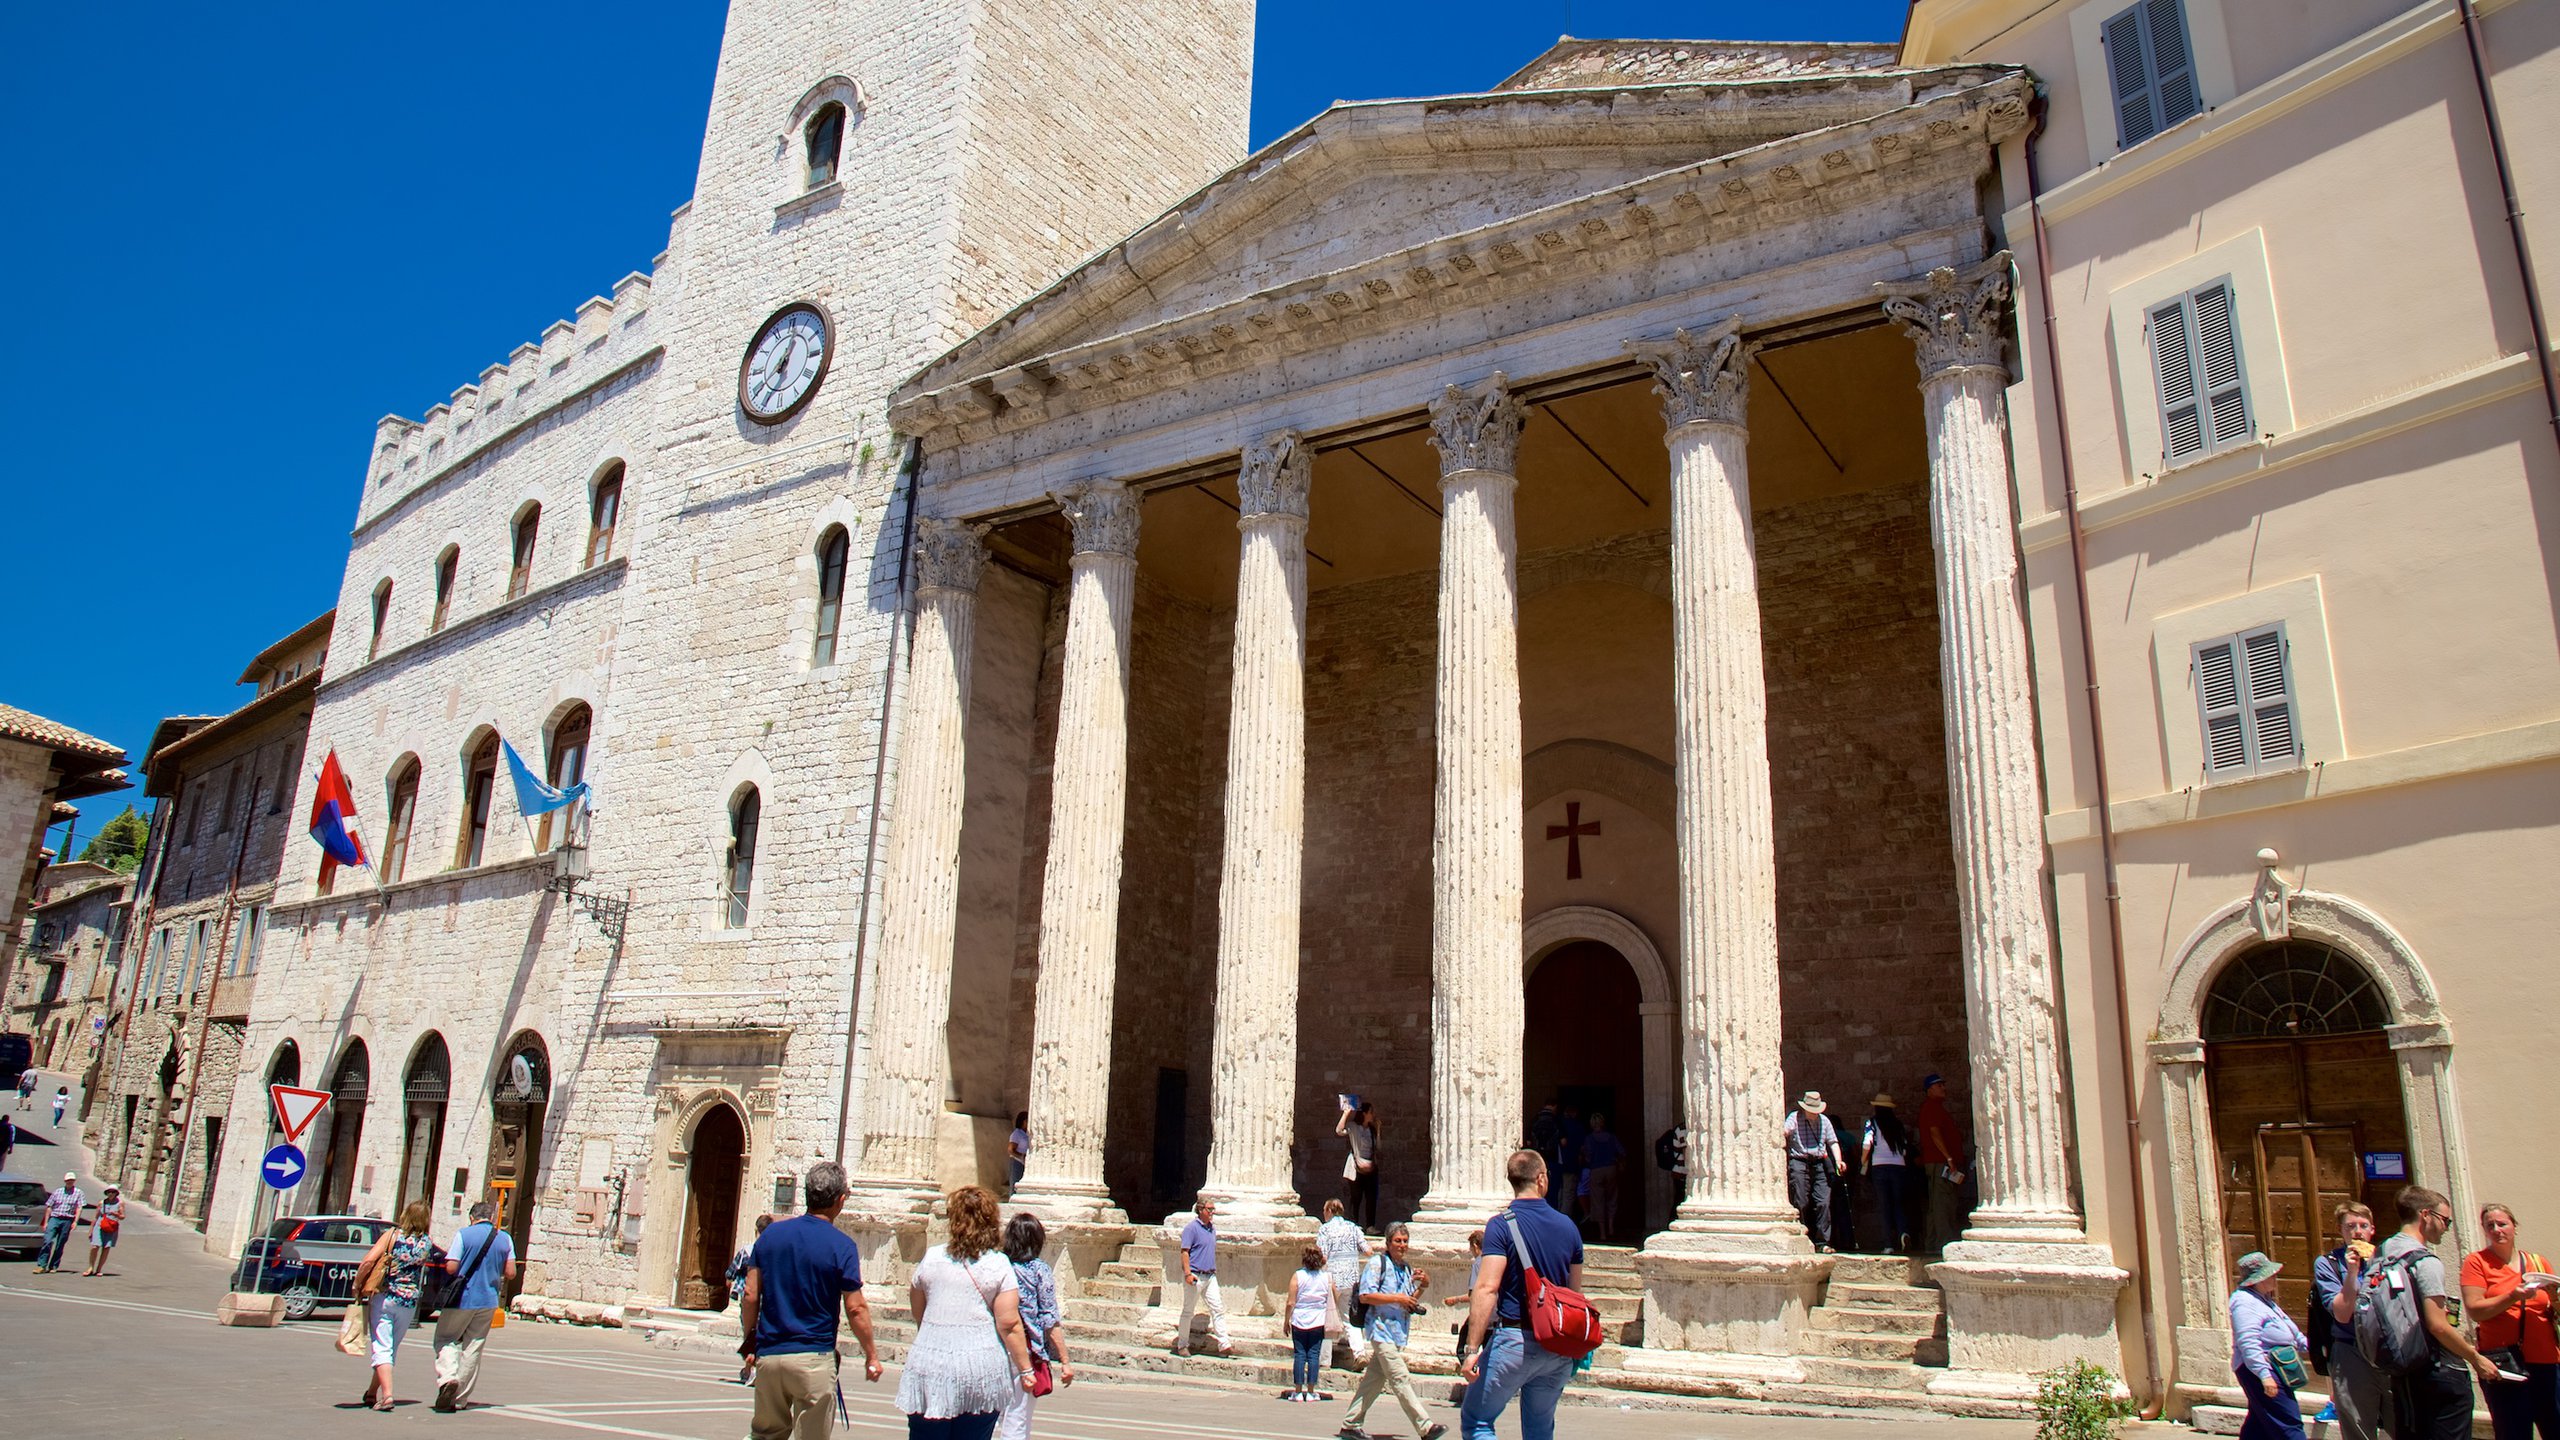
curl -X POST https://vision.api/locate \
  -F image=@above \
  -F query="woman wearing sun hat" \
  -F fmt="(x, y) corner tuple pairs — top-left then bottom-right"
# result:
(2231, 1250), (2312, 1440)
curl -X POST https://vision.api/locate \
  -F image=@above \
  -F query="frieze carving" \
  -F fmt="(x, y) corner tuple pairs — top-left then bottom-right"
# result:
(912, 517), (988, 594)
(1628, 318), (1751, 432)
(744, 1085), (778, 1116)
(655, 1084), (684, 1117)
(1428, 373), (1525, 479)
(1879, 251), (2015, 379)
(1237, 429), (1312, 522)
(1053, 479), (1140, 558)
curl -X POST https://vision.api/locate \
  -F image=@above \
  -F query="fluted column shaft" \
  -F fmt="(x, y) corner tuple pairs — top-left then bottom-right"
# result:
(1013, 480), (1141, 1221)
(1884, 256), (2081, 1235)
(1415, 376), (1528, 1225)
(1630, 323), (1802, 1246)
(852, 519), (987, 1205)
(1201, 433), (1312, 1222)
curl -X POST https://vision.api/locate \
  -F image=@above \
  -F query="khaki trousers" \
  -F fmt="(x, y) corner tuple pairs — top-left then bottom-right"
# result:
(751, 1351), (838, 1440)
(432, 1307), (496, 1404)
(1345, 1338), (1432, 1435)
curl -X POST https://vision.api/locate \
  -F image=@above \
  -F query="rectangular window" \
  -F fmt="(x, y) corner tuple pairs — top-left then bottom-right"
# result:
(2103, 0), (2202, 150)
(462, 744), (498, 868)
(2193, 623), (2300, 780)
(245, 905), (266, 975)
(143, 928), (169, 1002)
(2148, 279), (2251, 465)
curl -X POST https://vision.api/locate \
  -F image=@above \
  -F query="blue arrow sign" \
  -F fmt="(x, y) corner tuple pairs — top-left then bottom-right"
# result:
(261, 1143), (307, 1191)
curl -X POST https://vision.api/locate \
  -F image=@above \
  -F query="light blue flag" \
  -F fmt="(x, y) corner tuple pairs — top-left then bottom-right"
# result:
(501, 736), (590, 818)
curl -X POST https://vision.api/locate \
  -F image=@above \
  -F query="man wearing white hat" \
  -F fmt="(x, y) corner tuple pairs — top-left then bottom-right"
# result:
(36, 1170), (85, 1274)
(1780, 1093), (1845, 1253)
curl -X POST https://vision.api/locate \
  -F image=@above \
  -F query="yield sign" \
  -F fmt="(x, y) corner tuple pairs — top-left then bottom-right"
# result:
(270, 1084), (330, 1143)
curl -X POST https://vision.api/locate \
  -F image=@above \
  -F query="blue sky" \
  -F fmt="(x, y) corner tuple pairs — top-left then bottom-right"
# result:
(2, 0), (1908, 851)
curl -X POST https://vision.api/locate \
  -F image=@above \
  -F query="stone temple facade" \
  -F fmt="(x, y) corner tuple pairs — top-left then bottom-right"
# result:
(208, 0), (2560, 1418)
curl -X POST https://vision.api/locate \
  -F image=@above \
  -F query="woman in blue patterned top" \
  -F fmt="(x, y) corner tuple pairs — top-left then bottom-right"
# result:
(999, 1212), (1072, 1439)
(357, 1200), (439, 1412)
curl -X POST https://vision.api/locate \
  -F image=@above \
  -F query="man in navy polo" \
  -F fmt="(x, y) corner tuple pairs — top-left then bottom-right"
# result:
(738, 1162), (881, 1440)
(1457, 1150), (1584, 1440)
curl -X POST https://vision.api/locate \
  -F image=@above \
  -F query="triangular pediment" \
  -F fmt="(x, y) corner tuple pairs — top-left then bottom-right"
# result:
(898, 61), (2004, 406)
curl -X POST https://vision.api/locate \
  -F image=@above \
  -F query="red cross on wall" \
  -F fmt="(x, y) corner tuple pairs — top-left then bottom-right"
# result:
(1546, 800), (1601, 880)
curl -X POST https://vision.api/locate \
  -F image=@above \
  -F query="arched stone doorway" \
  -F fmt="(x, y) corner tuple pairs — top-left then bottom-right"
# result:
(398, 1034), (450, 1216)
(2153, 883), (2469, 1344)
(484, 1032), (549, 1306)
(677, 1102), (747, 1310)
(1523, 905), (1678, 1239)
(317, 1040), (370, 1215)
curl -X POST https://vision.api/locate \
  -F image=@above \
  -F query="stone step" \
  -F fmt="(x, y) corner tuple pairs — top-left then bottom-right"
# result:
(1795, 1355), (1938, 1391)
(1822, 1282), (1946, 1313)
(1806, 1304), (1942, 1337)
(1082, 1278), (1157, 1304)
(1094, 1261), (1160, 1282)
(1794, 1329), (1949, 1365)
(1825, 1254), (1938, 1288)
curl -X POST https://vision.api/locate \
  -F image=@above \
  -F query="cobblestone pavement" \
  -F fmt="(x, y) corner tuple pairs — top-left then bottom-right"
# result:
(1, 1069), (2062, 1439)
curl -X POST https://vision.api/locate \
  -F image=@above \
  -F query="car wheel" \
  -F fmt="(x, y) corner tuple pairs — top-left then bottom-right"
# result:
(282, 1284), (317, 1320)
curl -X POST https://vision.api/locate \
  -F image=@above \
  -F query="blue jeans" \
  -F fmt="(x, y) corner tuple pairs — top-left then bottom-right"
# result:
(1290, 1325), (1326, 1391)
(1461, 1326), (1573, 1440)
(40, 1216), (73, 1269)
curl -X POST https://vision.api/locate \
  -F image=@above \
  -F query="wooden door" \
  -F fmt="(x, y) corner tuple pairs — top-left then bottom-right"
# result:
(2209, 1032), (2406, 1302)
(678, 1105), (745, 1310)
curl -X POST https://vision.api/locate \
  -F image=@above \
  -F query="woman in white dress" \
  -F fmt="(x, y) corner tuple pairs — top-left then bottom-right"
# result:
(1316, 1199), (1373, 1365)
(901, 1186), (1038, 1440)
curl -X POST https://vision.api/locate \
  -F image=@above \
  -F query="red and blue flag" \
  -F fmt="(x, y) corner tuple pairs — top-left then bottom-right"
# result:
(307, 749), (369, 884)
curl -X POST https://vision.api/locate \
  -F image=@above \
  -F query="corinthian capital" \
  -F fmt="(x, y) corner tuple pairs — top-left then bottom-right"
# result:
(1628, 318), (1751, 432)
(1427, 373), (1525, 481)
(1237, 429), (1312, 522)
(1054, 479), (1141, 559)
(912, 516), (987, 594)
(1879, 252), (2015, 379)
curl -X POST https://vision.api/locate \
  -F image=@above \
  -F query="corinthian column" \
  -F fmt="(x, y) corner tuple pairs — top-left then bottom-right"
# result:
(1626, 321), (1800, 1251)
(1881, 254), (2124, 1396)
(1412, 375), (1528, 1231)
(1199, 431), (1312, 1229)
(1011, 479), (1140, 1224)
(848, 517), (987, 1215)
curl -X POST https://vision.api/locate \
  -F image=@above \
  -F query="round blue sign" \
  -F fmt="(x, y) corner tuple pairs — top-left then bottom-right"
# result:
(260, 1142), (307, 1191)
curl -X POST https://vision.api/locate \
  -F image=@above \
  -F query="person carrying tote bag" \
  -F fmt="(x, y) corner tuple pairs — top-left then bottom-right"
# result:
(353, 1201), (438, 1412)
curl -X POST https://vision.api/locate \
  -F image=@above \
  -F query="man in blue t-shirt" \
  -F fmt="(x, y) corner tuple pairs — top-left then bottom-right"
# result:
(739, 1162), (881, 1440)
(1458, 1150), (1584, 1440)
(433, 1201), (519, 1411)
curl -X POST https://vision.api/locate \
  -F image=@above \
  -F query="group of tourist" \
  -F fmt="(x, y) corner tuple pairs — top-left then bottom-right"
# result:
(27, 1170), (122, 1275)
(1770, 1073), (1974, 1255)
(2229, 1186), (2560, 1440)
(1523, 1102), (1628, 1242)
(342, 1197), (519, 1413)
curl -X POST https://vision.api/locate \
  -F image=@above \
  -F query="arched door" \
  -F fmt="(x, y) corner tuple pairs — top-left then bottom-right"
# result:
(399, 1035), (451, 1216)
(2205, 941), (2411, 1319)
(677, 1104), (747, 1310)
(484, 1033), (549, 1306)
(1522, 940), (1647, 1243)
(317, 1041), (370, 1215)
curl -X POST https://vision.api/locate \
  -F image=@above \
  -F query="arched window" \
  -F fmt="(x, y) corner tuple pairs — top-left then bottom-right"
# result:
(538, 705), (591, 851)
(805, 104), (846, 189)
(2201, 940), (2390, 1041)
(812, 525), (849, 666)
(508, 504), (541, 599)
(585, 465), (623, 568)
(369, 580), (393, 660)
(459, 733), (499, 868)
(432, 547), (460, 631)
(382, 757), (421, 883)
(724, 788), (761, 929)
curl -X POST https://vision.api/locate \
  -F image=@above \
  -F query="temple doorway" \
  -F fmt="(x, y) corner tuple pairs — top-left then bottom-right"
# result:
(2204, 940), (2412, 1318)
(677, 1102), (746, 1310)
(1523, 939), (1647, 1243)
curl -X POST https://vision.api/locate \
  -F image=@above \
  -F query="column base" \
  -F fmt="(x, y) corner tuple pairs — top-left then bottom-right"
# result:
(1634, 1211), (1829, 1364)
(1927, 1229), (2129, 1397)
(1005, 1177), (1128, 1228)
(1407, 1188), (1515, 1246)
(831, 1202), (934, 1288)
(1189, 1185), (1308, 1235)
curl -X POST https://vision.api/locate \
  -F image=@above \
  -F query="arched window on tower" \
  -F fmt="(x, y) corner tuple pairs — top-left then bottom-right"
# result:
(458, 733), (499, 868)
(812, 525), (849, 666)
(805, 104), (845, 190)
(369, 579), (393, 660)
(508, 504), (541, 599)
(585, 464), (623, 568)
(538, 704), (591, 851)
(723, 788), (761, 929)
(432, 547), (460, 631)
(382, 757), (420, 883)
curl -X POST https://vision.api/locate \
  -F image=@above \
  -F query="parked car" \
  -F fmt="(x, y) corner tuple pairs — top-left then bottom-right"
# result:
(230, 1214), (446, 1319)
(0, 1173), (50, 1256)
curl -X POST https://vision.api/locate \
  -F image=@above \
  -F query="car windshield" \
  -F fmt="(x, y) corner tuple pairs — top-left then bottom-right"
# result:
(308, 1220), (383, 1245)
(0, 1181), (45, 1205)
(265, 1217), (300, 1240)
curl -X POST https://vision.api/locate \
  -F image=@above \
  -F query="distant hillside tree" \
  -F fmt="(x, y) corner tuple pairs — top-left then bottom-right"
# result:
(79, 806), (150, 873)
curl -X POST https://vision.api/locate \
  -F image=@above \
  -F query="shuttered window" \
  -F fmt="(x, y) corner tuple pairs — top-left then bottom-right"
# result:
(2103, 0), (2203, 150)
(2149, 279), (2252, 465)
(2193, 623), (2300, 780)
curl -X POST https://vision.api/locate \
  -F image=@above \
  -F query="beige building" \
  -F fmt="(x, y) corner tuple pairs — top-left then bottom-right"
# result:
(0, 705), (128, 1037)
(5, 860), (130, 1078)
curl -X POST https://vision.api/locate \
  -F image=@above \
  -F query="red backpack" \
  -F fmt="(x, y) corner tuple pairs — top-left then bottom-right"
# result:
(1500, 1211), (1606, 1359)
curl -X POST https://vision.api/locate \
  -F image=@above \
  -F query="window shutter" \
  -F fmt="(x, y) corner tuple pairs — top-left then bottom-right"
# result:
(2191, 281), (2251, 448)
(2104, 6), (2159, 148)
(2144, 0), (2202, 130)
(2194, 638), (2249, 773)
(2151, 296), (2204, 462)
(2241, 626), (2297, 764)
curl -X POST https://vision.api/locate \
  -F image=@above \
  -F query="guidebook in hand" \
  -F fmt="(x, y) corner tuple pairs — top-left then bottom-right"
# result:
(1338, 1093), (1360, 1112)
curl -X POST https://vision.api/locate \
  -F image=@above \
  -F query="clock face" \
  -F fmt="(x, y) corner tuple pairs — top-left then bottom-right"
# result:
(738, 303), (831, 423)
